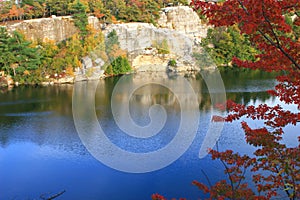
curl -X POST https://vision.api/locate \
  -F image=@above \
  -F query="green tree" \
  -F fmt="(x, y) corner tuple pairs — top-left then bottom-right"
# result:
(125, 4), (142, 22)
(88, 0), (110, 22)
(38, 39), (59, 74)
(105, 29), (120, 57)
(0, 28), (41, 77)
(140, 0), (161, 24)
(70, 0), (88, 38)
(104, 0), (127, 21)
(21, 0), (46, 18)
(8, 31), (42, 76)
(105, 56), (131, 75)
(201, 25), (258, 66)
(46, 0), (74, 16)
(0, 27), (14, 74)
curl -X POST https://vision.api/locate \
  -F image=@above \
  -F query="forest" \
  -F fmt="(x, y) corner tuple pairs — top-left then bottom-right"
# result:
(0, 0), (190, 84)
(0, 0), (188, 24)
(1, 0), (299, 85)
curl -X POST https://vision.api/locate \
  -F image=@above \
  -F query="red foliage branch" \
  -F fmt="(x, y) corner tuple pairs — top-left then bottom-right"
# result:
(193, 0), (300, 71)
(189, 0), (300, 199)
(153, 0), (300, 199)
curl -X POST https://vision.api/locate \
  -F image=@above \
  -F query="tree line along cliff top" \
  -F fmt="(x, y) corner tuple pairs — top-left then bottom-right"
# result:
(0, 0), (191, 24)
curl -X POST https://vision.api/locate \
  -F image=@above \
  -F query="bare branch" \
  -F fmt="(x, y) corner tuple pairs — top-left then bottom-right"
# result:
(40, 190), (66, 200)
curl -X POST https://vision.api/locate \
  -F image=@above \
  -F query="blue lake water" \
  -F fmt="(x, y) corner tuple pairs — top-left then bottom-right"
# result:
(0, 70), (298, 200)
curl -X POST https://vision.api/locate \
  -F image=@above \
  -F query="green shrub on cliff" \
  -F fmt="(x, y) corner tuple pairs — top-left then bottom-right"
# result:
(105, 30), (120, 58)
(104, 30), (131, 75)
(105, 56), (131, 76)
(168, 59), (177, 67)
(153, 39), (170, 54)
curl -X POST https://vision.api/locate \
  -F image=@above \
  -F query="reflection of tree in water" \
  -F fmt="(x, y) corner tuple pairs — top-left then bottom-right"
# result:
(0, 85), (75, 147)
(0, 84), (74, 116)
(0, 69), (277, 147)
(196, 69), (277, 110)
(227, 91), (275, 105)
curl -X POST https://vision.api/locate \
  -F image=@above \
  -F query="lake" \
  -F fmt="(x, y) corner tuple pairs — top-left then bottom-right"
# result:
(0, 69), (298, 200)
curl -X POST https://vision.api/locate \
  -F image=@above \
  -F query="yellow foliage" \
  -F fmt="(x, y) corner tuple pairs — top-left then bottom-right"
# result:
(97, 51), (109, 62)
(43, 38), (57, 46)
(109, 44), (126, 58)
(111, 16), (118, 24)
(86, 24), (97, 35)
(74, 56), (82, 68)
(83, 30), (105, 55)
(78, 0), (90, 12)
(23, 70), (30, 75)
(65, 66), (74, 76)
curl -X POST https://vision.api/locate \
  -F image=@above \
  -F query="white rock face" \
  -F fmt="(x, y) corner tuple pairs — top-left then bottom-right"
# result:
(132, 54), (175, 72)
(104, 22), (198, 72)
(105, 23), (193, 58)
(102, 6), (211, 72)
(4, 16), (100, 43)
(157, 6), (209, 44)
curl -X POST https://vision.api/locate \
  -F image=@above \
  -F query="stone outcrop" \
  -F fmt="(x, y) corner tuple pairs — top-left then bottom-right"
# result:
(4, 16), (100, 43)
(74, 56), (105, 82)
(0, 75), (14, 88)
(157, 6), (209, 44)
(103, 22), (198, 72)
(131, 48), (196, 72)
(132, 52), (176, 72)
(104, 23), (193, 58)
(102, 6), (210, 72)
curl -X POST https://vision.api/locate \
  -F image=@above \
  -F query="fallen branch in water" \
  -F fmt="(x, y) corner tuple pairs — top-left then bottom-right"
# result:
(40, 190), (66, 200)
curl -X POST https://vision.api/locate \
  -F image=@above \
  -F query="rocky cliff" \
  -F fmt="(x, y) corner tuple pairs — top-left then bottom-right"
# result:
(2, 6), (210, 80)
(157, 6), (209, 44)
(3, 6), (207, 45)
(103, 6), (209, 72)
(3, 16), (100, 42)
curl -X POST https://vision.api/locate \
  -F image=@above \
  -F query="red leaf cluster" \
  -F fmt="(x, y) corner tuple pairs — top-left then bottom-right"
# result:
(153, 0), (300, 199)
(191, 0), (300, 199)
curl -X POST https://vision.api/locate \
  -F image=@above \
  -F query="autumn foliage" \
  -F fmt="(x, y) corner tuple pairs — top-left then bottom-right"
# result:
(0, 0), (187, 24)
(153, 0), (300, 199)
(193, 0), (300, 199)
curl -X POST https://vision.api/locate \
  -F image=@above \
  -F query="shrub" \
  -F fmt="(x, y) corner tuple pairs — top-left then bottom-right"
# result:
(105, 56), (131, 75)
(168, 59), (177, 67)
(153, 39), (170, 54)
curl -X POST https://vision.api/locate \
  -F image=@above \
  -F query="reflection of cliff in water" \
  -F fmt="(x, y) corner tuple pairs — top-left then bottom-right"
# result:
(0, 70), (277, 148)
(97, 71), (276, 112)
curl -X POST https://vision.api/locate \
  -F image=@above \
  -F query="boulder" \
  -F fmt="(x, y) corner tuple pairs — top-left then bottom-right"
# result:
(0, 76), (8, 88)
(95, 58), (105, 66)
(81, 56), (93, 69)
(75, 56), (105, 82)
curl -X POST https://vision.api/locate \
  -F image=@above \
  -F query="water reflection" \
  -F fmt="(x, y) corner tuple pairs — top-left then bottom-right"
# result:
(0, 70), (282, 200)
